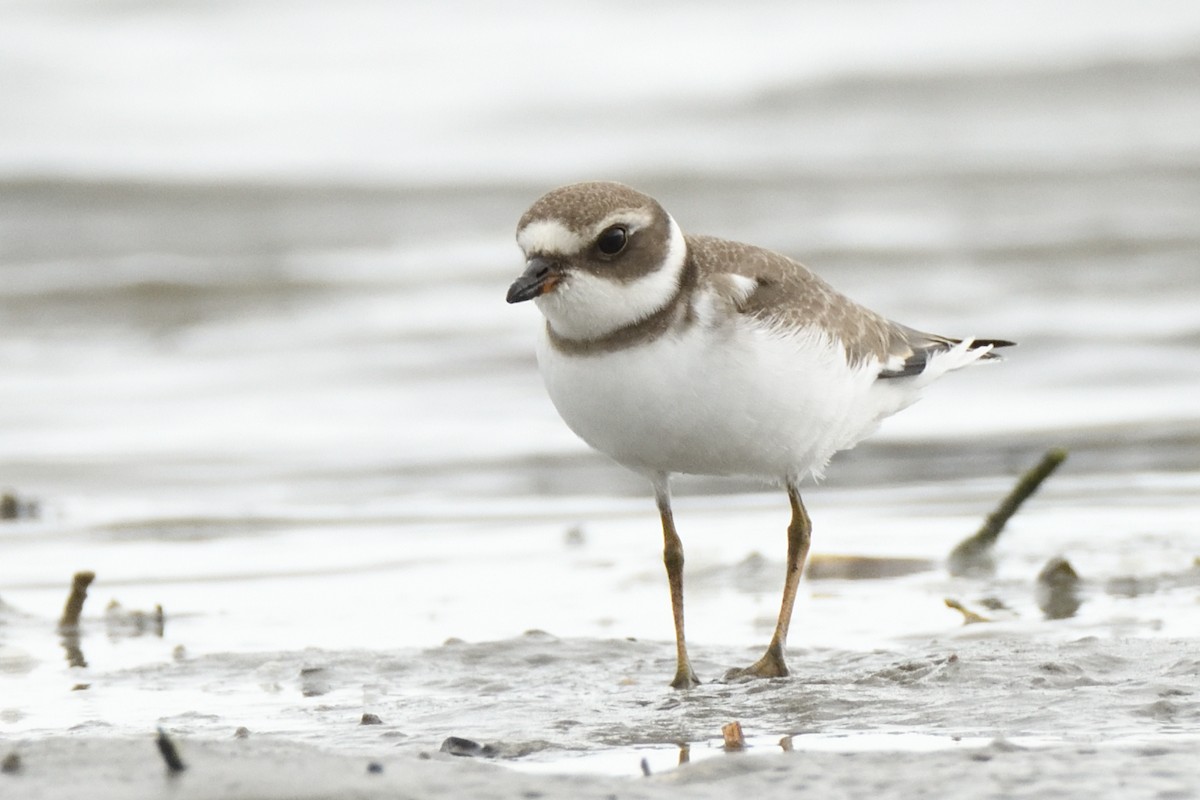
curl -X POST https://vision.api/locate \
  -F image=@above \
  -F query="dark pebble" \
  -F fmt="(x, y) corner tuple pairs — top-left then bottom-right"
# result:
(360, 713), (383, 726)
(1, 753), (20, 774)
(367, 762), (383, 774)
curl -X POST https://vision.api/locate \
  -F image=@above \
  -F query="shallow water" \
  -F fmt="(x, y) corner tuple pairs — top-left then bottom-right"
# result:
(2, 0), (1199, 788)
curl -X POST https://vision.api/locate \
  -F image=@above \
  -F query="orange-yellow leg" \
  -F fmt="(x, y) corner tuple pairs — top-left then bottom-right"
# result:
(655, 478), (700, 689)
(727, 482), (812, 679)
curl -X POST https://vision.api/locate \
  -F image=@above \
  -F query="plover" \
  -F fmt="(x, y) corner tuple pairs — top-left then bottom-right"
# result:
(506, 181), (1011, 688)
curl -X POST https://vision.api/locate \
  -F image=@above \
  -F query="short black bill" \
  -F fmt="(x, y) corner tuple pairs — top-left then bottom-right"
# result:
(506, 257), (561, 303)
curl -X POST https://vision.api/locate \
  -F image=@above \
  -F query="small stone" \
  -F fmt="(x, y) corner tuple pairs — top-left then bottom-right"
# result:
(1036, 557), (1083, 620)
(299, 666), (331, 697)
(1, 752), (20, 774)
(71, 684), (90, 691)
(439, 736), (496, 758)
(360, 713), (383, 726)
(367, 762), (383, 774)
(564, 525), (586, 547)
(234, 727), (251, 739)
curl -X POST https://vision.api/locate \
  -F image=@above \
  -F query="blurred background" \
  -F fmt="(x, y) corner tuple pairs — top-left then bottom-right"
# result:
(1, 0), (1199, 656)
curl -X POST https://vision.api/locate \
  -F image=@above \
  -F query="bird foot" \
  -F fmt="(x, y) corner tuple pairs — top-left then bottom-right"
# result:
(670, 665), (701, 690)
(723, 642), (789, 681)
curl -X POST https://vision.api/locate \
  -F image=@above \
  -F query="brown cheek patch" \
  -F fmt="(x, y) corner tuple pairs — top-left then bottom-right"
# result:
(540, 275), (562, 295)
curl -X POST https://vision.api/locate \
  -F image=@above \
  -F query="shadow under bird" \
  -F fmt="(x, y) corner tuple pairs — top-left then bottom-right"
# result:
(506, 181), (1012, 689)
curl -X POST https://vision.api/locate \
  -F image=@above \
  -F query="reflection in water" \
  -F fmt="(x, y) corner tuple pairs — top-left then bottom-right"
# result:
(59, 627), (87, 669)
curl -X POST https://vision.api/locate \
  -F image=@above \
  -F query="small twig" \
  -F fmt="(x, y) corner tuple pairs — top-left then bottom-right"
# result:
(722, 721), (745, 751)
(944, 598), (991, 625)
(947, 449), (1067, 577)
(58, 572), (95, 629)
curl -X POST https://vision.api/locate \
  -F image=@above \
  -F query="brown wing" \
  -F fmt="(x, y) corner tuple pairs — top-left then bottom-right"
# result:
(685, 234), (1013, 376)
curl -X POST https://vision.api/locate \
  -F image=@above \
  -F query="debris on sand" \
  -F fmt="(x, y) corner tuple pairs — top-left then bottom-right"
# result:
(0, 491), (38, 521)
(105, 600), (165, 637)
(947, 449), (1068, 577)
(807, 554), (936, 580)
(944, 598), (991, 625)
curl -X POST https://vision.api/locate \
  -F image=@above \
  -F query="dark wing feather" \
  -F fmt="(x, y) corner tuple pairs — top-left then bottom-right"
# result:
(878, 329), (1015, 380)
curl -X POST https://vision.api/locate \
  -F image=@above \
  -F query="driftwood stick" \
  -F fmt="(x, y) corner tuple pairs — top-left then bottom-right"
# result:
(156, 727), (187, 773)
(58, 571), (95, 629)
(947, 449), (1067, 577)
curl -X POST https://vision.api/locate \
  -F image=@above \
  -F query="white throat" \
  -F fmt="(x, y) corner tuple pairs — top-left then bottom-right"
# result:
(534, 216), (687, 341)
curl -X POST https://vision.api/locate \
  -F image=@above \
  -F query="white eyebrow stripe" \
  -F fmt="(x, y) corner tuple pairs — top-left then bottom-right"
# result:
(591, 208), (655, 237)
(517, 220), (586, 256)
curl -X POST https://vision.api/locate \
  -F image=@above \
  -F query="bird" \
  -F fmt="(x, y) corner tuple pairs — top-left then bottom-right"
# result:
(506, 181), (1012, 689)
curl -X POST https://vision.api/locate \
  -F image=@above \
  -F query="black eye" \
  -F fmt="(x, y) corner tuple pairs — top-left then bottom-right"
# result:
(596, 226), (628, 256)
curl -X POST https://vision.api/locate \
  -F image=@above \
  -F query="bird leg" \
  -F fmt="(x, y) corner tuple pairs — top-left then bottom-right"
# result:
(727, 482), (812, 680)
(655, 477), (700, 689)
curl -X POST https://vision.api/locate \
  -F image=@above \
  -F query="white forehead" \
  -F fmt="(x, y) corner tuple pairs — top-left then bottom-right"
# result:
(517, 208), (655, 256)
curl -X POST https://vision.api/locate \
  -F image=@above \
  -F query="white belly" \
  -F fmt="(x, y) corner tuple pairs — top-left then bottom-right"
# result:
(536, 319), (918, 481)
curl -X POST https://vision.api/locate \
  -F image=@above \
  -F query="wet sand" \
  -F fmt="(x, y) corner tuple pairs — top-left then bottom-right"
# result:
(4, 634), (1199, 799)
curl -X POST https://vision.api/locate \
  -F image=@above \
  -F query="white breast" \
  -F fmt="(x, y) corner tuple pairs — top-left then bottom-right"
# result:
(535, 313), (927, 483)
